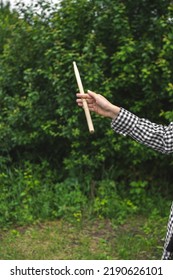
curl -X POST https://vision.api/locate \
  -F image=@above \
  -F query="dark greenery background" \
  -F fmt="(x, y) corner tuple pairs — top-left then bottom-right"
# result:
(0, 0), (173, 227)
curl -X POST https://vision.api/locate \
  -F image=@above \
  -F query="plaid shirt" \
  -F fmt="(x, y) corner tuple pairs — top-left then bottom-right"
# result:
(111, 108), (173, 154)
(111, 107), (173, 260)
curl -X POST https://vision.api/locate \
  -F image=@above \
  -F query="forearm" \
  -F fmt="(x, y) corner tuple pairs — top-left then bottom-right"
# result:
(107, 104), (121, 119)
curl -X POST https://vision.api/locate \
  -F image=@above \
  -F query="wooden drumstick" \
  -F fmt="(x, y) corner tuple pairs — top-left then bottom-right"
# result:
(73, 61), (94, 133)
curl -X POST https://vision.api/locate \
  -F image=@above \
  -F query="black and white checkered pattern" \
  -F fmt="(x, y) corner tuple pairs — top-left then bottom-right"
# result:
(111, 108), (173, 154)
(162, 203), (173, 260)
(111, 108), (173, 259)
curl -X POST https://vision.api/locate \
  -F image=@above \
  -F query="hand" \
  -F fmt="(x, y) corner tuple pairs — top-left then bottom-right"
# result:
(76, 90), (120, 119)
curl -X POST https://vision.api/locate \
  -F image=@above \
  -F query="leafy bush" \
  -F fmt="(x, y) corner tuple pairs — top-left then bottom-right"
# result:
(93, 180), (138, 223)
(0, 161), (87, 226)
(0, 0), (173, 227)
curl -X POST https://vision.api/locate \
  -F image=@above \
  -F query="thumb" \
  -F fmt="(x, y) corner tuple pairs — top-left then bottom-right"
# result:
(87, 90), (98, 99)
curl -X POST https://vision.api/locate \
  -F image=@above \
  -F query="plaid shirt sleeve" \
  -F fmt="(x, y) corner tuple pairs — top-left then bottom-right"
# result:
(111, 108), (173, 154)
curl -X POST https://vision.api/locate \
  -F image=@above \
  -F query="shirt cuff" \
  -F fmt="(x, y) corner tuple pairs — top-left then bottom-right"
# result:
(111, 108), (139, 136)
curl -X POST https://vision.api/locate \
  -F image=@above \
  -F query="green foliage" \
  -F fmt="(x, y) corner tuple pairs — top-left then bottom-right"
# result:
(0, 161), (87, 226)
(93, 180), (137, 223)
(0, 0), (173, 227)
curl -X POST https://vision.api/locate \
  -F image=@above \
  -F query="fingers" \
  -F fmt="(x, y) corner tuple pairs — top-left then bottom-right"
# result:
(76, 93), (90, 99)
(76, 90), (98, 111)
(76, 92), (92, 105)
(76, 91), (97, 101)
(76, 98), (94, 106)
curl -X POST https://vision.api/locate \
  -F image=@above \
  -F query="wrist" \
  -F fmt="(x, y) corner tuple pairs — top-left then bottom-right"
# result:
(108, 105), (120, 119)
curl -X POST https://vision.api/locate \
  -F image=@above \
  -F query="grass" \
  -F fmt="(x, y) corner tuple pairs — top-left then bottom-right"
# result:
(0, 213), (168, 260)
